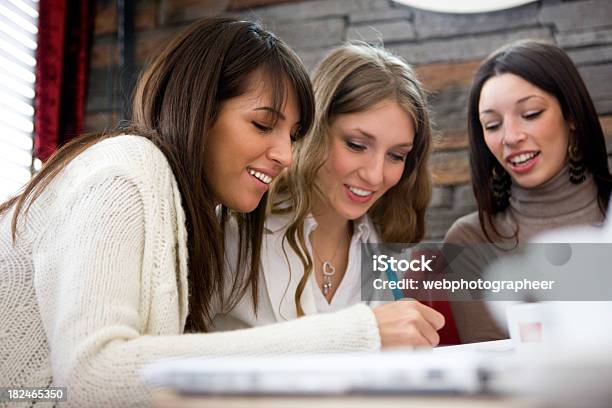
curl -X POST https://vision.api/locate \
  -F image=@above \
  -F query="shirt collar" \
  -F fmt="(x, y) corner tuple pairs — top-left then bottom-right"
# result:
(354, 215), (377, 242)
(304, 214), (377, 243)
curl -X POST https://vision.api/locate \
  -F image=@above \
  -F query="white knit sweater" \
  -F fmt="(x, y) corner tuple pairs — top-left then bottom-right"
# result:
(0, 135), (381, 407)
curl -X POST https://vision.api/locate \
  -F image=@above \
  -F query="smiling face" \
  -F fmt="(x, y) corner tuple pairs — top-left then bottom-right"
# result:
(479, 73), (572, 188)
(203, 71), (300, 212)
(316, 100), (415, 222)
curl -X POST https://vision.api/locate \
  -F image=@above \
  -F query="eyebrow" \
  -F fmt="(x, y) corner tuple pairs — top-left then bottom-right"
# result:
(517, 94), (545, 104)
(354, 128), (413, 148)
(479, 94), (545, 115)
(255, 107), (285, 121)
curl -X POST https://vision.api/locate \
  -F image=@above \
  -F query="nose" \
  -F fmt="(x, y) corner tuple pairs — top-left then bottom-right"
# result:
(266, 132), (293, 168)
(501, 117), (527, 147)
(358, 152), (384, 187)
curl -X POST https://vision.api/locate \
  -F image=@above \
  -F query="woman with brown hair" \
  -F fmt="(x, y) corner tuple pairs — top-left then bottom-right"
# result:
(214, 43), (446, 348)
(0, 17), (390, 407)
(444, 40), (612, 343)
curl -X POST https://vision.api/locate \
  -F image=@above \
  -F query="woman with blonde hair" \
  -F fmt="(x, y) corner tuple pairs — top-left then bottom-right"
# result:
(215, 43), (446, 348)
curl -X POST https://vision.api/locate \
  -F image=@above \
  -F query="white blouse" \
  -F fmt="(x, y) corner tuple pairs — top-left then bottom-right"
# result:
(211, 211), (393, 331)
(307, 215), (376, 313)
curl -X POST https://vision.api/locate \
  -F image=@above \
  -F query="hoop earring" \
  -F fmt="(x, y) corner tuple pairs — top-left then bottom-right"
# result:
(568, 141), (586, 184)
(491, 165), (511, 210)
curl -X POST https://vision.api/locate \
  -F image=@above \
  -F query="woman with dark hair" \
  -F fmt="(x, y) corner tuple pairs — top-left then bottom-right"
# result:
(444, 40), (612, 343)
(213, 43), (446, 348)
(0, 18), (394, 407)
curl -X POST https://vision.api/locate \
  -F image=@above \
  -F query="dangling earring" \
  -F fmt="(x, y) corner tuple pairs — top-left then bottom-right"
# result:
(491, 165), (511, 210)
(568, 140), (586, 184)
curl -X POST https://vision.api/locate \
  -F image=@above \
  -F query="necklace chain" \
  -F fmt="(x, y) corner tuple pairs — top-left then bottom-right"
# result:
(311, 229), (350, 296)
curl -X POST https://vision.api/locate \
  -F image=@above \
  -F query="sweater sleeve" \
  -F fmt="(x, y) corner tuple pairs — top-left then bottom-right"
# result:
(32, 166), (380, 407)
(442, 213), (507, 344)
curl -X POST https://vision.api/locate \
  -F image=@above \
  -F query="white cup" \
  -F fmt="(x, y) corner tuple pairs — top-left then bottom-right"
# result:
(505, 301), (612, 351)
(505, 302), (554, 350)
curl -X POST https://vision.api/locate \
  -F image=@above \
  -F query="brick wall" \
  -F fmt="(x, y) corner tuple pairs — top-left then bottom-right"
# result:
(86, 0), (612, 239)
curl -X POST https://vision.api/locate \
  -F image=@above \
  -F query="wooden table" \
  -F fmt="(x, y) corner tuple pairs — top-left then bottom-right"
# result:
(152, 391), (544, 408)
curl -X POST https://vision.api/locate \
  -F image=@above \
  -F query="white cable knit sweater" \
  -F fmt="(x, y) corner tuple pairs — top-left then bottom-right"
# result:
(0, 135), (381, 407)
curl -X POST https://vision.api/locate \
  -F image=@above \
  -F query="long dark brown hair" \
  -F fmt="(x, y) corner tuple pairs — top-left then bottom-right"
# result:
(0, 17), (315, 332)
(467, 40), (611, 242)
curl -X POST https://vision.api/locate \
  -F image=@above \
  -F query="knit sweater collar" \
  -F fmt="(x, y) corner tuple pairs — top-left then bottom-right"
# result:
(509, 165), (598, 219)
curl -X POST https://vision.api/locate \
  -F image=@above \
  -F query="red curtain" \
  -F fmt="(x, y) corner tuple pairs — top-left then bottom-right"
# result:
(35, 0), (93, 162)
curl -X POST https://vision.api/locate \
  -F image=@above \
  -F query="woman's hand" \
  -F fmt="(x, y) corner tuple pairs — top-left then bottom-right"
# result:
(372, 300), (445, 348)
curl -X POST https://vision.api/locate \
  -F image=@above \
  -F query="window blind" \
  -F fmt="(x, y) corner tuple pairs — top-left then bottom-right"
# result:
(0, 0), (38, 202)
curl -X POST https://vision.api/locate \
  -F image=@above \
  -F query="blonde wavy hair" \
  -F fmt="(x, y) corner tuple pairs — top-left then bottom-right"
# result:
(269, 42), (432, 316)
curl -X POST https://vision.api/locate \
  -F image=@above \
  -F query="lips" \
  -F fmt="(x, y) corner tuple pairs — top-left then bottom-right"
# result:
(247, 166), (278, 187)
(344, 184), (375, 203)
(505, 151), (541, 174)
(507, 151), (539, 166)
(347, 185), (373, 197)
(248, 169), (272, 184)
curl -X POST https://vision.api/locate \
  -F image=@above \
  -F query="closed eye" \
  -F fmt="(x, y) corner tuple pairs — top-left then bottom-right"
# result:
(388, 152), (406, 162)
(523, 110), (543, 120)
(346, 140), (366, 152)
(252, 121), (272, 133)
(483, 121), (501, 131)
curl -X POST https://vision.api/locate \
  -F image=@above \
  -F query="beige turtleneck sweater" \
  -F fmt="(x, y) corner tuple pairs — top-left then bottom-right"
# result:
(444, 166), (605, 343)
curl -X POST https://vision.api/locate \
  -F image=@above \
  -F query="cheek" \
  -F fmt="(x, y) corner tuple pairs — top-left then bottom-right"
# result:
(483, 134), (502, 158)
(202, 135), (222, 174)
(325, 147), (355, 183)
(317, 158), (339, 191)
(230, 132), (269, 170)
(206, 121), (235, 160)
(550, 136), (569, 166)
(545, 122), (570, 155)
(386, 165), (404, 189)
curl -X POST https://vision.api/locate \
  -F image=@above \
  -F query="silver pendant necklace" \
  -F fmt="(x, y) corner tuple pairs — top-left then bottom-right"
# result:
(312, 230), (350, 296)
(321, 261), (336, 295)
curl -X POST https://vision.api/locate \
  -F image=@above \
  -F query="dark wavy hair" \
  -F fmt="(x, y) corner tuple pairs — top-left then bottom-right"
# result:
(0, 17), (315, 332)
(467, 40), (611, 242)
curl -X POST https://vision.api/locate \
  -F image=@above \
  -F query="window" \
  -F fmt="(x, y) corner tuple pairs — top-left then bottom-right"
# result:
(392, 0), (537, 14)
(0, 0), (38, 202)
